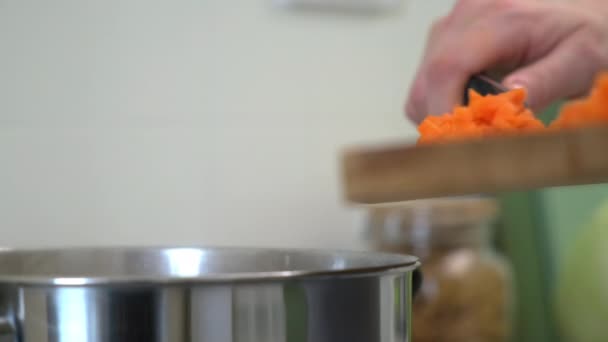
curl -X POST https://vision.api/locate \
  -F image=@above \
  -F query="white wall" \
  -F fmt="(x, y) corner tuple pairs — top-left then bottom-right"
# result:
(0, 0), (453, 249)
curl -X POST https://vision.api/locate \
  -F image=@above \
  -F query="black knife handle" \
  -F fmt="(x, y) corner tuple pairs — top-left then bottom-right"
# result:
(463, 74), (509, 105)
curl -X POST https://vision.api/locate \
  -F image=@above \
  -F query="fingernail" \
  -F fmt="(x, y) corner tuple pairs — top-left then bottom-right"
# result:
(509, 83), (526, 90)
(504, 78), (527, 90)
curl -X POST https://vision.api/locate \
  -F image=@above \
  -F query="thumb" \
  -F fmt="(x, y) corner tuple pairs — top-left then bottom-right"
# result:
(503, 42), (598, 112)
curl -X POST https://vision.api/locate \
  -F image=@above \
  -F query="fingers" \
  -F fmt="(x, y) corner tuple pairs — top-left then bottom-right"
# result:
(422, 51), (471, 118)
(406, 0), (533, 123)
(406, 26), (528, 123)
(406, 45), (479, 123)
(406, 18), (470, 124)
(404, 0), (594, 124)
(503, 31), (608, 111)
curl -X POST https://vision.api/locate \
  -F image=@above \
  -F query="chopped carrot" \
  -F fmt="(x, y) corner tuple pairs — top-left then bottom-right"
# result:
(417, 72), (608, 145)
(550, 73), (608, 129)
(417, 87), (545, 144)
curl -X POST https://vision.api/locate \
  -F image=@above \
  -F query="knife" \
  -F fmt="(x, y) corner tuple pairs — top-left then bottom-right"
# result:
(463, 74), (525, 106)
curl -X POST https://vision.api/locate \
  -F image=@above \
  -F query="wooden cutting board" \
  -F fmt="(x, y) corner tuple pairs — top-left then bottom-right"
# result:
(341, 125), (608, 204)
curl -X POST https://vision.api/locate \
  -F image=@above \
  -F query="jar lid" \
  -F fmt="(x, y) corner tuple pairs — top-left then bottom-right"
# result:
(362, 195), (499, 228)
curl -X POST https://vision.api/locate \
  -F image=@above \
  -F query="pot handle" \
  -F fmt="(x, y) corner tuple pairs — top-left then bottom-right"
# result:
(412, 268), (423, 298)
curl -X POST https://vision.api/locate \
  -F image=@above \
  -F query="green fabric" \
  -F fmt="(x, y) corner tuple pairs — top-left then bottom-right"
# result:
(537, 101), (562, 125)
(492, 103), (563, 342)
(498, 192), (558, 342)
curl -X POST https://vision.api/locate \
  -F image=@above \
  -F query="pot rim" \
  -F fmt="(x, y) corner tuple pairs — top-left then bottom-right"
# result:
(0, 245), (420, 286)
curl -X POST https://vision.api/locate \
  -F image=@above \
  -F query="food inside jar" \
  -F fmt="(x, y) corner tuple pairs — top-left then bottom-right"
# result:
(411, 248), (512, 342)
(365, 197), (512, 342)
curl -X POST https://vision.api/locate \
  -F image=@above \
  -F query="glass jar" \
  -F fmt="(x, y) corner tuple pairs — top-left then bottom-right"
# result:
(364, 196), (513, 342)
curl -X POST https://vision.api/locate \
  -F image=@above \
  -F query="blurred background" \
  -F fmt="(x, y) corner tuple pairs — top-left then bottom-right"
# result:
(2, 1), (608, 341)
(0, 0), (441, 249)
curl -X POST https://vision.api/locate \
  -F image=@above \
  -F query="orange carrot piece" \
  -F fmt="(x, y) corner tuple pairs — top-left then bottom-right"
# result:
(551, 73), (608, 129)
(417, 72), (608, 145)
(417, 88), (545, 144)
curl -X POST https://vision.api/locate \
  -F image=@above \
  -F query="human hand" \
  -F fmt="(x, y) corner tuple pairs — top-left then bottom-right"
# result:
(406, 0), (608, 124)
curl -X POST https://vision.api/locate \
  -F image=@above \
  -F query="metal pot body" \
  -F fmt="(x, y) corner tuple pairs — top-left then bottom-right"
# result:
(0, 247), (419, 342)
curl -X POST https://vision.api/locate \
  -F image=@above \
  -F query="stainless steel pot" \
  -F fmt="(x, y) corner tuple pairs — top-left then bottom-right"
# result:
(0, 246), (420, 342)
